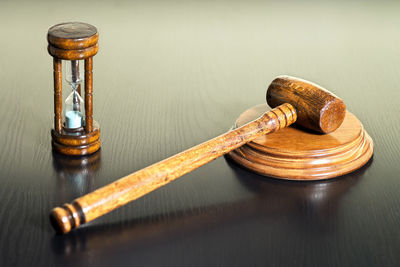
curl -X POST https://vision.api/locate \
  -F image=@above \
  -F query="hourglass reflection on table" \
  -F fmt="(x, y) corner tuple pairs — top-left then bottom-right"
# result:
(48, 22), (101, 156)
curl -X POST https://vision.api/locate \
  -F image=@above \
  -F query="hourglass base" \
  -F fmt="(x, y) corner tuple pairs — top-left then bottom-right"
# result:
(51, 121), (101, 156)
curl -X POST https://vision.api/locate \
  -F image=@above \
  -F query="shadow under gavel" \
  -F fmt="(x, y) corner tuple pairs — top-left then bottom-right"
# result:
(50, 75), (346, 234)
(51, 161), (368, 258)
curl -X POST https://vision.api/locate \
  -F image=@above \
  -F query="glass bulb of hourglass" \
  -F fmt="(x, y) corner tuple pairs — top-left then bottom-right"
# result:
(65, 60), (83, 85)
(64, 60), (85, 129)
(65, 87), (84, 129)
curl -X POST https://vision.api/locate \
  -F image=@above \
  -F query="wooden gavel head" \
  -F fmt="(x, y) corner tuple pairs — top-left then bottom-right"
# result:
(267, 75), (346, 134)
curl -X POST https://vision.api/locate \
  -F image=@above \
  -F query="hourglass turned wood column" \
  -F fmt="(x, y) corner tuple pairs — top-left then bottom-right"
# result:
(53, 58), (63, 134)
(47, 22), (101, 156)
(85, 57), (93, 133)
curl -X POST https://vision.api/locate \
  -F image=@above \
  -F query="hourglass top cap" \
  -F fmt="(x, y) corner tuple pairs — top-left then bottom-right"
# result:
(48, 22), (98, 50)
(48, 22), (99, 60)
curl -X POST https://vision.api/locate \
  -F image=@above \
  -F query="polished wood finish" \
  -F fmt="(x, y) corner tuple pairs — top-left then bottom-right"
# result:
(52, 138), (100, 156)
(2, 2), (399, 266)
(53, 58), (62, 134)
(50, 75), (348, 233)
(47, 44), (99, 61)
(85, 57), (94, 133)
(48, 22), (99, 50)
(51, 122), (101, 156)
(51, 124), (100, 146)
(47, 22), (99, 60)
(48, 22), (100, 156)
(228, 104), (373, 180)
(267, 75), (346, 133)
(50, 103), (298, 233)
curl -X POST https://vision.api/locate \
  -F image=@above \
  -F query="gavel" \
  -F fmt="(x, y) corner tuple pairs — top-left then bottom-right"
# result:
(50, 75), (346, 234)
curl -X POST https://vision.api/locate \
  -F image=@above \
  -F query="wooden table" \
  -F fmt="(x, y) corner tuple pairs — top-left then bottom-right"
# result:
(0, 1), (399, 266)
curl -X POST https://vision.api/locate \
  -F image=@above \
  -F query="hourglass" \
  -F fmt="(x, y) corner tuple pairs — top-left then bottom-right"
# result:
(47, 22), (101, 156)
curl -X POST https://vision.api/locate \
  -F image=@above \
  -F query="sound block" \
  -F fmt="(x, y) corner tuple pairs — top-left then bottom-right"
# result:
(227, 104), (373, 180)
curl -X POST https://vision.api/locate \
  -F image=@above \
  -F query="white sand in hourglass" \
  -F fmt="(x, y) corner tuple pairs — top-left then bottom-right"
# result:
(65, 110), (83, 128)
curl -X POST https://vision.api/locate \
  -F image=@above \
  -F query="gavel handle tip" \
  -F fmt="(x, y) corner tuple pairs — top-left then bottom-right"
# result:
(50, 207), (73, 234)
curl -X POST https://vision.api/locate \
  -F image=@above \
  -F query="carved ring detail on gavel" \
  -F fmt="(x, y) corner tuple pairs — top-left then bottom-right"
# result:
(50, 76), (346, 234)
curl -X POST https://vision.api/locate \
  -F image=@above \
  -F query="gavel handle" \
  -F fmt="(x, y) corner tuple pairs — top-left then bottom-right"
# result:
(50, 103), (297, 234)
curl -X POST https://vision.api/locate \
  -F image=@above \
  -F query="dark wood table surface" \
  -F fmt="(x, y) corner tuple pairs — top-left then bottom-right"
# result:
(1, 1), (399, 266)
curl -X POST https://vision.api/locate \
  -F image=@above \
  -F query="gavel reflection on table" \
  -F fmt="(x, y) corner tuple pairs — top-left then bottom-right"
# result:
(51, 75), (349, 234)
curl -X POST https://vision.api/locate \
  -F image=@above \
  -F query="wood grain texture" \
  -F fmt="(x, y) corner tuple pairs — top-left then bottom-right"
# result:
(50, 103), (297, 233)
(228, 104), (373, 180)
(47, 22), (98, 50)
(47, 22), (99, 60)
(267, 75), (346, 133)
(0, 1), (400, 266)
(47, 44), (99, 61)
(50, 74), (347, 233)
(85, 57), (94, 133)
(53, 58), (62, 133)
(48, 23), (100, 156)
(51, 124), (100, 146)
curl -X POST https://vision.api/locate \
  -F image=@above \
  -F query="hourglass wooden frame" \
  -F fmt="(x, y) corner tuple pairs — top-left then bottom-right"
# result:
(47, 22), (101, 156)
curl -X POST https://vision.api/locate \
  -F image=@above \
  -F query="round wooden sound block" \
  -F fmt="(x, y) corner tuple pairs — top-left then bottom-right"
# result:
(227, 104), (373, 180)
